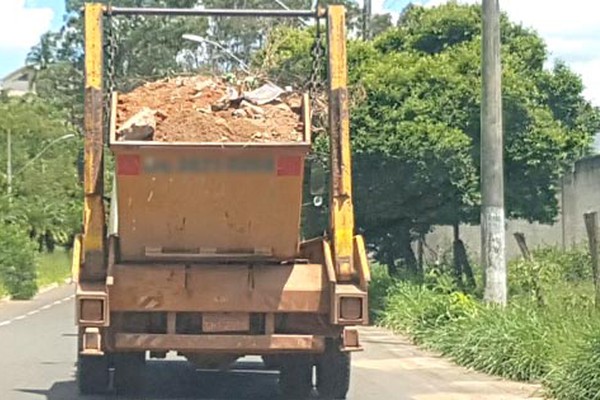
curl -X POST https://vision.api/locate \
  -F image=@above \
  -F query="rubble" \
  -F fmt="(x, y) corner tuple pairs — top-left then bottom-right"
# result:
(116, 107), (159, 140)
(115, 75), (304, 143)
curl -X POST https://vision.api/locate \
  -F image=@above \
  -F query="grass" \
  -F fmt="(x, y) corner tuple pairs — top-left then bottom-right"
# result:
(37, 249), (72, 288)
(371, 247), (600, 398)
(0, 249), (72, 300)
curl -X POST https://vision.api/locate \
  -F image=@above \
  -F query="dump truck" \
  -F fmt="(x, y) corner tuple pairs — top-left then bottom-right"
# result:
(73, 3), (370, 398)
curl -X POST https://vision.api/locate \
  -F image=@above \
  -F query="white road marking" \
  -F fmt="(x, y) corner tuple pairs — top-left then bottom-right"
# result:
(0, 290), (75, 329)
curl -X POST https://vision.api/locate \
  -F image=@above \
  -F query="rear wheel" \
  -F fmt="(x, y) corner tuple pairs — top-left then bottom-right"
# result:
(77, 354), (109, 395)
(279, 357), (313, 399)
(113, 352), (146, 395)
(316, 340), (351, 399)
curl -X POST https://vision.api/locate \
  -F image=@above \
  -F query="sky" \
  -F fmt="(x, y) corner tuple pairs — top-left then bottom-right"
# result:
(0, 0), (598, 106)
(0, 0), (64, 77)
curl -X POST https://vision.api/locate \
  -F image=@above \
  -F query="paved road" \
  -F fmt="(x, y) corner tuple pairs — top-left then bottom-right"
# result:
(0, 284), (543, 399)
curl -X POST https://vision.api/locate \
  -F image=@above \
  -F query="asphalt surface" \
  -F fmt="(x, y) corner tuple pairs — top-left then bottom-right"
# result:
(0, 284), (543, 400)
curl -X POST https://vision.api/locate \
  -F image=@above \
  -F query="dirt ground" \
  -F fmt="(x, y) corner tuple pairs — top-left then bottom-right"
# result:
(115, 75), (305, 143)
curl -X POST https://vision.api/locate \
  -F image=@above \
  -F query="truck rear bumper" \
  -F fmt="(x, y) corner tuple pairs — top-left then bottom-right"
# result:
(113, 333), (325, 354)
(106, 263), (328, 313)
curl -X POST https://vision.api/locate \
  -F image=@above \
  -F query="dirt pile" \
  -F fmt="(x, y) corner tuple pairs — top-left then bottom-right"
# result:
(115, 75), (305, 143)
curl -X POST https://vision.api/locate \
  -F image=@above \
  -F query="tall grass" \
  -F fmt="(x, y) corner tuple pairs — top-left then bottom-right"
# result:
(372, 246), (600, 397)
(37, 249), (72, 287)
(548, 335), (600, 400)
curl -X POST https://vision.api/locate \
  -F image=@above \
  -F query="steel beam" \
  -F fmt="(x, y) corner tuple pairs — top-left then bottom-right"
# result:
(82, 3), (106, 281)
(114, 333), (325, 353)
(106, 6), (320, 18)
(326, 5), (355, 282)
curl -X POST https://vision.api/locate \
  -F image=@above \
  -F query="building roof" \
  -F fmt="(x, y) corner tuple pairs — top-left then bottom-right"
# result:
(0, 66), (35, 96)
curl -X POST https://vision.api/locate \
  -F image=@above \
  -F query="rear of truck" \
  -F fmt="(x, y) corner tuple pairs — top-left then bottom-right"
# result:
(73, 3), (369, 399)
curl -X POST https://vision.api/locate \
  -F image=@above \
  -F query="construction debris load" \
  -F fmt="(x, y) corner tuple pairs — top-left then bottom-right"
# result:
(115, 75), (305, 143)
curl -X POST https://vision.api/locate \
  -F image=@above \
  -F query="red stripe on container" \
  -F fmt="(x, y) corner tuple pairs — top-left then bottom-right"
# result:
(277, 156), (302, 176)
(117, 155), (141, 176)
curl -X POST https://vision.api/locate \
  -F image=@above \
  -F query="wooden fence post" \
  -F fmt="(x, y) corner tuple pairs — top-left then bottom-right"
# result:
(514, 232), (544, 307)
(514, 232), (532, 261)
(584, 212), (600, 310)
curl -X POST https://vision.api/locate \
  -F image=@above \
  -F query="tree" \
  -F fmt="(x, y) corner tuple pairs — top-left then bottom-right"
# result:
(29, 1), (600, 277)
(0, 95), (81, 251)
(265, 3), (600, 274)
(370, 13), (393, 38)
(29, 0), (208, 126)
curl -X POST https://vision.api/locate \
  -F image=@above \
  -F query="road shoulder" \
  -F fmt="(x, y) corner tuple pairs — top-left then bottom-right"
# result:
(352, 326), (545, 399)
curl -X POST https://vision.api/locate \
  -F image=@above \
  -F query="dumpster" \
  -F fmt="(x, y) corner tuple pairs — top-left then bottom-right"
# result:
(109, 92), (311, 262)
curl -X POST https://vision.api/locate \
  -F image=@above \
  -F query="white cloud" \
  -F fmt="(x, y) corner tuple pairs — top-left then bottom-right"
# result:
(0, 0), (53, 51)
(416, 0), (600, 105)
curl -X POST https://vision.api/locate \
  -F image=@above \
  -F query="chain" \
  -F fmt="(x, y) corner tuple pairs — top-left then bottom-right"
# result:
(308, 17), (325, 101)
(104, 5), (118, 135)
(107, 17), (117, 98)
(307, 12), (326, 133)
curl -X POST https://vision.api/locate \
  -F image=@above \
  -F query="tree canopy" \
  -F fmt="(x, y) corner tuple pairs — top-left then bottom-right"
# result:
(0, 94), (81, 251)
(22, 1), (600, 272)
(264, 2), (600, 269)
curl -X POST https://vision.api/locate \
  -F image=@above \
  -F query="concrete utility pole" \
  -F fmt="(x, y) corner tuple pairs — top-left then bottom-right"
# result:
(481, 0), (507, 305)
(363, 0), (371, 40)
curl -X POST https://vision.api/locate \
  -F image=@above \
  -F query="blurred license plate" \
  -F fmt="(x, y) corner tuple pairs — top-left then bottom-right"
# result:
(202, 313), (250, 332)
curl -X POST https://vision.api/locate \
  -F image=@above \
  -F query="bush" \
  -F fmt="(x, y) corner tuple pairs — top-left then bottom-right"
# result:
(376, 278), (597, 385)
(368, 262), (396, 322)
(372, 244), (600, 396)
(0, 223), (38, 299)
(379, 281), (478, 343)
(509, 246), (591, 299)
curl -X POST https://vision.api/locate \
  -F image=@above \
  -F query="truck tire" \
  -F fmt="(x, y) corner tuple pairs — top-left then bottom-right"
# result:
(113, 352), (146, 395)
(278, 358), (313, 399)
(77, 354), (109, 395)
(316, 340), (351, 399)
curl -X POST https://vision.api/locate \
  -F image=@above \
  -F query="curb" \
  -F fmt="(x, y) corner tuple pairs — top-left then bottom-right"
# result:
(0, 277), (73, 303)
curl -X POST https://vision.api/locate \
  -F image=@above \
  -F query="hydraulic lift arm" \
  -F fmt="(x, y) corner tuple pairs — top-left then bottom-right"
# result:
(79, 3), (360, 284)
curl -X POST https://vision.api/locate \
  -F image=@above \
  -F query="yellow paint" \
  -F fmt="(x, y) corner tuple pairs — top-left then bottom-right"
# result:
(81, 3), (106, 274)
(83, 146), (99, 195)
(354, 235), (371, 289)
(84, 3), (103, 90)
(327, 6), (347, 91)
(83, 196), (104, 251)
(327, 5), (356, 282)
(71, 234), (82, 282)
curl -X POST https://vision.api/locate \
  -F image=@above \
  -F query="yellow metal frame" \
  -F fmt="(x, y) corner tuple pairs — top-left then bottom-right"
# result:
(81, 3), (106, 281)
(327, 6), (356, 282)
(79, 3), (362, 288)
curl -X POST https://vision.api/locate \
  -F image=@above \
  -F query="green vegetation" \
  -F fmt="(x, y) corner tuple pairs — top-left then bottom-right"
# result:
(0, 249), (72, 300)
(0, 94), (81, 251)
(370, 246), (600, 397)
(0, 223), (38, 299)
(1, 7), (599, 398)
(0, 223), (71, 300)
(0, 92), (79, 300)
(263, 2), (600, 273)
(37, 250), (72, 288)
